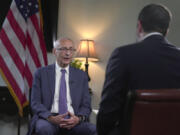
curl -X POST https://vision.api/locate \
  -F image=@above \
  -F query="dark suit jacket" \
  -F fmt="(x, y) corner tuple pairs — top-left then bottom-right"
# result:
(27, 64), (91, 135)
(97, 35), (180, 135)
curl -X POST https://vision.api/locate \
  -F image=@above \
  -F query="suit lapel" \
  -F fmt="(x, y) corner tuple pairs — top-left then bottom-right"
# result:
(47, 64), (55, 105)
(69, 66), (76, 105)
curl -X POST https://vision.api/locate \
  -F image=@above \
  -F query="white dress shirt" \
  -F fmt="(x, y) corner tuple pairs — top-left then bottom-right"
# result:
(51, 62), (74, 114)
(140, 32), (162, 41)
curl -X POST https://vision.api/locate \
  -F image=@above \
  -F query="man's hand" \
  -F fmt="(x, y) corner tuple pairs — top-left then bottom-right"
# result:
(47, 113), (68, 125)
(59, 112), (80, 129)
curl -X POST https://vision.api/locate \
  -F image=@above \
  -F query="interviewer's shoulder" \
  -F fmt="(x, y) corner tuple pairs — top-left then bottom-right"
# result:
(116, 42), (140, 51)
(111, 42), (139, 57)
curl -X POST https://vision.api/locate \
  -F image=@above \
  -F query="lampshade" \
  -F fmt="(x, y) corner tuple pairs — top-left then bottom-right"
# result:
(75, 39), (98, 62)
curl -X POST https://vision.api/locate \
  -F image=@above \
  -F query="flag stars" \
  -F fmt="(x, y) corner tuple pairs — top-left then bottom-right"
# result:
(35, 4), (39, 9)
(17, 0), (39, 19)
(20, 5), (23, 9)
(28, 2), (32, 6)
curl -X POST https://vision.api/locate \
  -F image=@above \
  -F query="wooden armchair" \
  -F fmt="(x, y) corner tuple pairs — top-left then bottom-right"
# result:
(123, 89), (180, 135)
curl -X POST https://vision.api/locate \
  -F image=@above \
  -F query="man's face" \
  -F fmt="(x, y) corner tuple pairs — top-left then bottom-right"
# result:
(53, 40), (75, 68)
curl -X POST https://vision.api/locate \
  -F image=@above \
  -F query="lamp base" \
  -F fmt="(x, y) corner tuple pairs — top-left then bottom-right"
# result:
(85, 63), (90, 81)
(85, 61), (92, 94)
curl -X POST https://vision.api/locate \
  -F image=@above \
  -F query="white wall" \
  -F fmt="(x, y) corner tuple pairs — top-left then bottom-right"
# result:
(58, 0), (180, 108)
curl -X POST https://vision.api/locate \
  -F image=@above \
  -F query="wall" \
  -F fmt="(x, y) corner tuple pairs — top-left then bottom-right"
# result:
(58, 0), (180, 109)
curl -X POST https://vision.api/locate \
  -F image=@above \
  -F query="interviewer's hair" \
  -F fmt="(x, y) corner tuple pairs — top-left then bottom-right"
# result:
(138, 4), (172, 36)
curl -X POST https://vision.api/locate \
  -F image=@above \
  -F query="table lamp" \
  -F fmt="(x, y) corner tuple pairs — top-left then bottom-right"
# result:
(75, 39), (98, 93)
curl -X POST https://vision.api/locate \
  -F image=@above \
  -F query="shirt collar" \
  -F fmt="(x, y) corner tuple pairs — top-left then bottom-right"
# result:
(55, 62), (69, 74)
(140, 32), (163, 41)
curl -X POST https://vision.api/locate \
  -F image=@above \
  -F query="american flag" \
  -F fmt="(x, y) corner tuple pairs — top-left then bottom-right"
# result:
(0, 0), (47, 116)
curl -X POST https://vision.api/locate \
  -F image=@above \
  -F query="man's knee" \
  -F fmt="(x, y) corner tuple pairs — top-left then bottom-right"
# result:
(87, 123), (97, 135)
(71, 122), (97, 135)
(35, 119), (57, 135)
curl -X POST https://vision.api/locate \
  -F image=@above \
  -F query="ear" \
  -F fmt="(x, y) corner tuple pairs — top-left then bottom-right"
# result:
(137, 20), (143, 33)
(52, 48), (56, 55)
(165, 28), (169, 36)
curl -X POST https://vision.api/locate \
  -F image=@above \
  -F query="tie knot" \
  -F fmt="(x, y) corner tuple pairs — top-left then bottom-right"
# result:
(61, 69), (66, 74)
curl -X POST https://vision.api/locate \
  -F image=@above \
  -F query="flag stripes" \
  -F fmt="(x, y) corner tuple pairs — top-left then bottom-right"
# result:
(0, 0), (47, 115)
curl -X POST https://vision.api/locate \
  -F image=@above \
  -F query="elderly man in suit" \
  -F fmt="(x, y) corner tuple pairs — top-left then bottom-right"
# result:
(27, 37), (96, 135)
(97, 3), (180, 135)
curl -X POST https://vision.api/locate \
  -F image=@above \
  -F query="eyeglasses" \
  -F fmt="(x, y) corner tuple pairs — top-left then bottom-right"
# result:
(56, 47), (76, 52)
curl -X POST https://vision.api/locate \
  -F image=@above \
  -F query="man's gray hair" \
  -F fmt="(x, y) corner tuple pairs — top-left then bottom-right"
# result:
(53, 37), (74, 48)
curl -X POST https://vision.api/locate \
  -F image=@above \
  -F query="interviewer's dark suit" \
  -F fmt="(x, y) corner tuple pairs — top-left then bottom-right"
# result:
(97, 35), (180, 135)
(27, 64), (95, 135)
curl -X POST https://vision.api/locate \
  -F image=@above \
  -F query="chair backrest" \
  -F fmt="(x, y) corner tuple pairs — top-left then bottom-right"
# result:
(123, 89), (180, 135)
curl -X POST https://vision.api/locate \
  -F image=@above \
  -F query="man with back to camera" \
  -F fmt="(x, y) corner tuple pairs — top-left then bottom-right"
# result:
(97, 3), (180, 135)
(27, 37), (96, 135)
